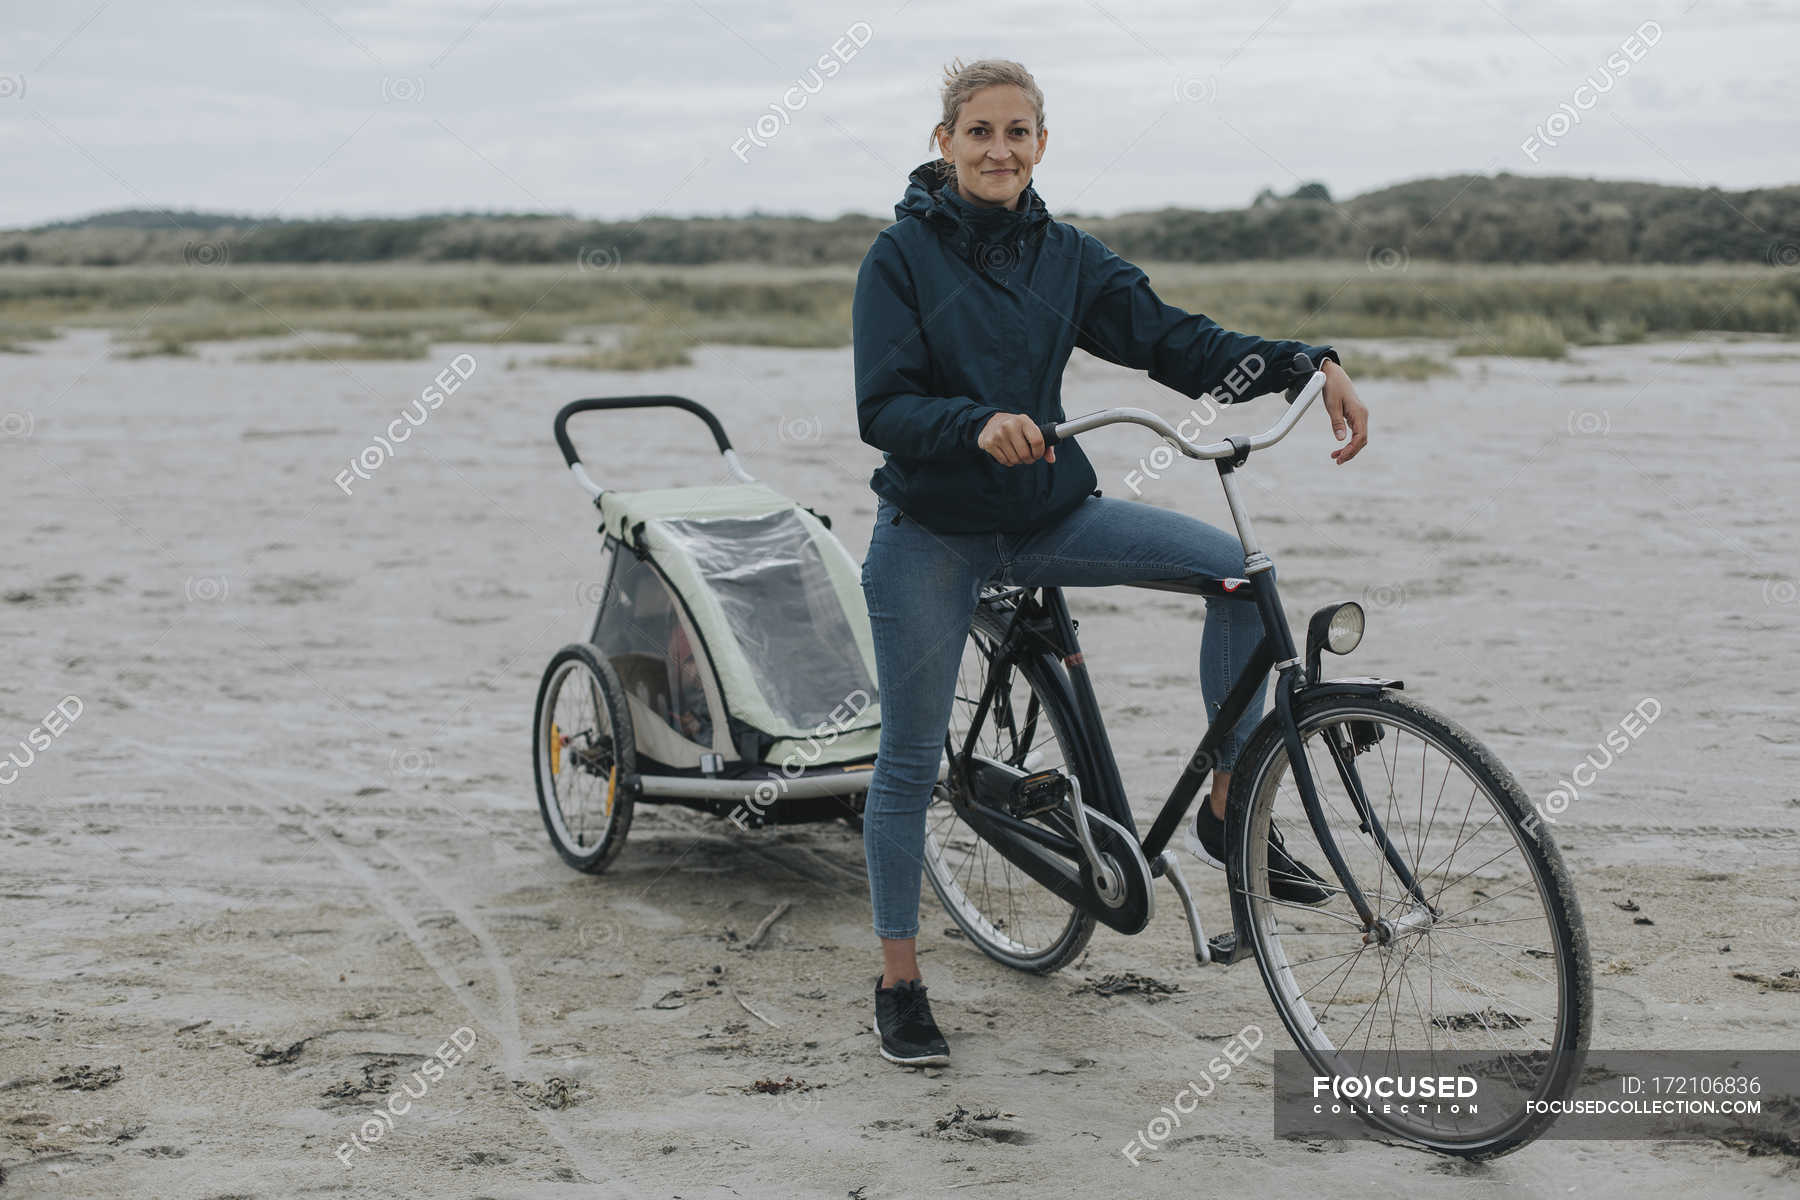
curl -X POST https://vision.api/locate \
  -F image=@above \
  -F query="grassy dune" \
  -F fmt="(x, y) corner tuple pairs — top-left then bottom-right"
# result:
(0, 261), (1791, 366)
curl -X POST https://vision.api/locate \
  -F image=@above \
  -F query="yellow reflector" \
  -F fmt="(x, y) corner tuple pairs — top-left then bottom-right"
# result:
(605, 763), (618, 817)
(550, 722), (562, 775)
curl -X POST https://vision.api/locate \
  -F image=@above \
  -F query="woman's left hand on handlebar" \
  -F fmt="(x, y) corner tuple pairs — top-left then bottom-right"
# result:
(1321, 359), (1368, 465)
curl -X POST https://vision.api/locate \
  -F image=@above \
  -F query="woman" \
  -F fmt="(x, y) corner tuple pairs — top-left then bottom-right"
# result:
(851, 58), (1368, 1067)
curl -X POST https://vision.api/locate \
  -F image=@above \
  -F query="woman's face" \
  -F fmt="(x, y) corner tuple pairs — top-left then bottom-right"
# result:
(936, 84), (1046, 211)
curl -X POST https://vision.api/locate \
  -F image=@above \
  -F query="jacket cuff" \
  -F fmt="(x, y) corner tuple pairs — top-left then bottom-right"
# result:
(963, 402), (1005, 449)
(1278, 344), (1338, 389)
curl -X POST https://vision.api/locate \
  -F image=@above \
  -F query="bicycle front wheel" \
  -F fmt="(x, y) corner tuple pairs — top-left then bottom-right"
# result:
(1228, 688), (1592, 1159)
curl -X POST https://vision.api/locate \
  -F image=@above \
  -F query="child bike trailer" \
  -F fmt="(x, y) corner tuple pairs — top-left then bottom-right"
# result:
(533, 395), (884, 873)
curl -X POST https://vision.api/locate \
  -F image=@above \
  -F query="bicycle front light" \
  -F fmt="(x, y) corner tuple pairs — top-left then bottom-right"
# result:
(1305, 601), (1365, 683)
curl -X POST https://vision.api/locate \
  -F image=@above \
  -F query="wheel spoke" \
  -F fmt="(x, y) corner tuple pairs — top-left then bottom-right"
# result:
(535, 650), (633, 871)
(1237, 696), (1586, 1151)
(924, 607), (1089, 968)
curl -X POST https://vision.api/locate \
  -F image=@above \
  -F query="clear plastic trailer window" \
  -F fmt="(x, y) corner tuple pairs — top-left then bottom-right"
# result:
(593, 551), (715, 747)
(658, 511), (876, 730)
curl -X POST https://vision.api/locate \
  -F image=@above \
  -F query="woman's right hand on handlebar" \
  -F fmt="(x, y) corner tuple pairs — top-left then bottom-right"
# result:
(978, 412), (1056, 466)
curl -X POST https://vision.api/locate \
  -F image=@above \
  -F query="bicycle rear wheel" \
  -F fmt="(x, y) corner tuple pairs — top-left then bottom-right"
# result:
(922, 601), (1096, 973)
(1228, 689), (1591, 1159)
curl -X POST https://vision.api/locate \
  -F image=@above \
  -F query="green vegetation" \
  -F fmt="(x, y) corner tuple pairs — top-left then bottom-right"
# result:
(685, 313), (850, 348)
(0, 261), (1792, 367)
(1348, 352), (1458, 380)
(5, 174), (1796, 266)
(115, 336), (194, 359)
(1661, 349), (1732, 366)
(0, 319), (58, 352)
(489, 313), (571, 343)
(251, 336), (431, 361)
(1454, 314), (1569, 359)
(8, 173), (1785, 371)
(0, 319), (58, 340)
(543, 318), (695, 371)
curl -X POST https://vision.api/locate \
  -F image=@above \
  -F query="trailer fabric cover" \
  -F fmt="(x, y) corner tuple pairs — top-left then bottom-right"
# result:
(596, 484), (882, 766)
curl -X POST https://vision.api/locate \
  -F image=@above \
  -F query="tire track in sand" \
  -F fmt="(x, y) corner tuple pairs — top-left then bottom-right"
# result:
(115, 734), (638, 1195)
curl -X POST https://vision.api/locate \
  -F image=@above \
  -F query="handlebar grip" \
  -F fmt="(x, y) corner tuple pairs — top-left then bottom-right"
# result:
(1283, 352), (1315, 404)
(1037, 420), (1062, 446)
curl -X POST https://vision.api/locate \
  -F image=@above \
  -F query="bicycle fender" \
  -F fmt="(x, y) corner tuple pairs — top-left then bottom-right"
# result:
(1231, 677), (1402, 771)
(1293, 676), (1404, 704)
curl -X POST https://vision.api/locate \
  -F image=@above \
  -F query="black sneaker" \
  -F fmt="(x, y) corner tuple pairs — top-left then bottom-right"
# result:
(873, 975), (950, 1067)
(1184, 802), (1334, 907)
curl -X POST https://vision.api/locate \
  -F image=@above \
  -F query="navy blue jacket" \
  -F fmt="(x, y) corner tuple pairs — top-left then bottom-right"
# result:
(852, 160), (1338, 534)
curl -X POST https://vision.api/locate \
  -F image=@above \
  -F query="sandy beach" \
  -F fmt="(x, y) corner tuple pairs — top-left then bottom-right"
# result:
(2, 327), (1797, 1198)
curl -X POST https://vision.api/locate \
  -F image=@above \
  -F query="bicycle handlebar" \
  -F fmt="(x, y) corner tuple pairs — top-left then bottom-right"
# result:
(1035, 353), (1327, 463)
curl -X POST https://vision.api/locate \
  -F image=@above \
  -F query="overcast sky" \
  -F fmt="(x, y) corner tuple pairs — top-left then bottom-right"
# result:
(1, 0), (1793, 229)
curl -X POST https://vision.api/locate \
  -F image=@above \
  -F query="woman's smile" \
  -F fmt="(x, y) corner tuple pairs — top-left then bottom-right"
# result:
(935, 81), (1045, 208)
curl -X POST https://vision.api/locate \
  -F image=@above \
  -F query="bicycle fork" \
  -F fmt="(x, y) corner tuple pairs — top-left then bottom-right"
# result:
(1271, 675), (1440, 943)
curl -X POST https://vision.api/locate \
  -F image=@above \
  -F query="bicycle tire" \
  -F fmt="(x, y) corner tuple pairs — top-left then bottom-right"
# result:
(532, 643), (639, 874)
(1227, 688), (1592, 1159)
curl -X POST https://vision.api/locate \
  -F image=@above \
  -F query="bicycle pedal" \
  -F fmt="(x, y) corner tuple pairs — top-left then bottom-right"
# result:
(1009, 768), (1071, 820)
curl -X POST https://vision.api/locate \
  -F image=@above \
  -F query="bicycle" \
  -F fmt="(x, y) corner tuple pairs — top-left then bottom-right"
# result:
(921, 356), (1593, 1158)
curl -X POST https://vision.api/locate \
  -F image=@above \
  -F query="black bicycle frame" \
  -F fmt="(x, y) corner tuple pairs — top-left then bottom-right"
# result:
(955, 459), (1431, 930)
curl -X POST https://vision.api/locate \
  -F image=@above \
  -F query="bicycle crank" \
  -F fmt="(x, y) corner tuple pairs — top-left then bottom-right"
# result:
(958, 756), (1157, 934)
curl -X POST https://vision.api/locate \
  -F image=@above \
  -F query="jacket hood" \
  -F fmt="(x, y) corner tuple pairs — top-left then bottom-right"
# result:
(896, 159), (1051, 252)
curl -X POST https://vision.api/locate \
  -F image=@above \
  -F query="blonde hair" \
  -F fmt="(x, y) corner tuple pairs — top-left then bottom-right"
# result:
(927, 58), (1045, 181)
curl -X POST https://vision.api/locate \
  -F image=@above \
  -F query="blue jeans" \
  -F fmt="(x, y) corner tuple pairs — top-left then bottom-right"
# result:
(857, 492), (1274, 940)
